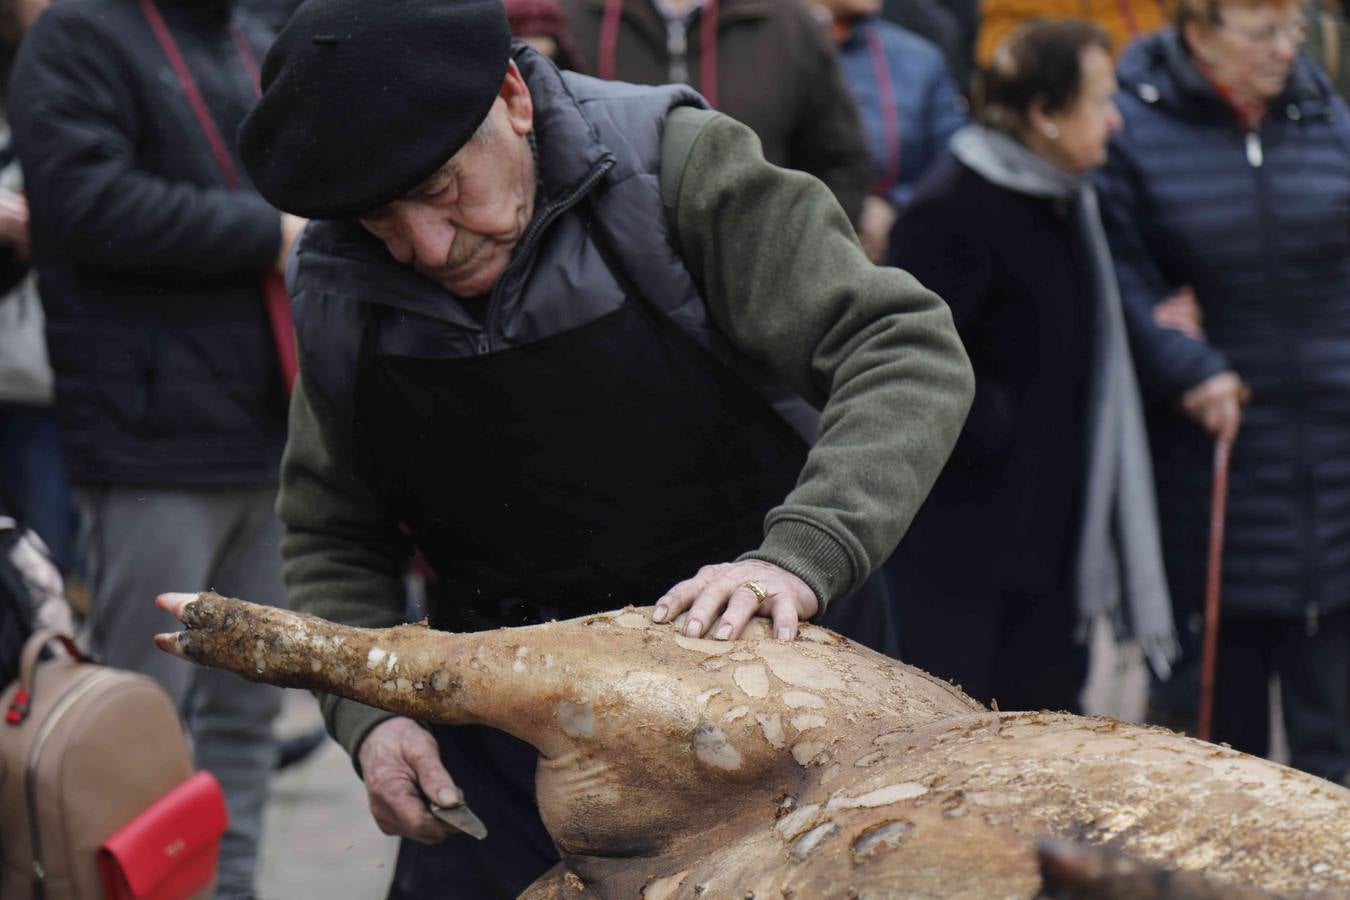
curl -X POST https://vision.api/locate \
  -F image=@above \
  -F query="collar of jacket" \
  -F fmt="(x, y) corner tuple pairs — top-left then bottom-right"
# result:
(1117, 28), (1331, 124)
(294, 45), (617, 327)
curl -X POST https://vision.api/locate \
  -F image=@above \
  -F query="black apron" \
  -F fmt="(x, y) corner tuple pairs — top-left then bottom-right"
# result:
(358, 295), (810, 624)
(359, 251), (819, 897)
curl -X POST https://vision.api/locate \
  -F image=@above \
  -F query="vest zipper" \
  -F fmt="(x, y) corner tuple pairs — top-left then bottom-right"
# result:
(24, 668), (116, 897)
(480, 159), (617, 354)
(1245, 131), (1263, 167)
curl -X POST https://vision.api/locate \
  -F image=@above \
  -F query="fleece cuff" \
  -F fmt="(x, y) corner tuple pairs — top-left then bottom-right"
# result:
(738, 517), (862, 616)
(324, 694), (398, 776)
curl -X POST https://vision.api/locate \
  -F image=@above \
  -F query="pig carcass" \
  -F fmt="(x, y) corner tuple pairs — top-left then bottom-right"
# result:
(155, 592), (1350, 899)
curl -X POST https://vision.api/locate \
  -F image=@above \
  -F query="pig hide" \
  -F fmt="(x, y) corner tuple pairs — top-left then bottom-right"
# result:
(155, 592), (1350, 899)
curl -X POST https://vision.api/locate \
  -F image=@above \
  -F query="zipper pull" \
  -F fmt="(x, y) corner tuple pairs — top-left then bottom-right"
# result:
(667, 22), (689, 84)
(1245, 132), (1263, 168)
(1306, 604), (1319, 637)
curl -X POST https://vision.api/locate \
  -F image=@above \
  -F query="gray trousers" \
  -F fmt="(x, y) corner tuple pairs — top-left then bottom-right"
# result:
(78, 486), (284, 899)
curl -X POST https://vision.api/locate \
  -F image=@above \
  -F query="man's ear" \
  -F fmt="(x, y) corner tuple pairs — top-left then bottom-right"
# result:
(499, 61), (534, 136)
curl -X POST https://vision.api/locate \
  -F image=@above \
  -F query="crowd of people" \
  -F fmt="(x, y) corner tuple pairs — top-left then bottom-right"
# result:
(0, 0), (1347, 896)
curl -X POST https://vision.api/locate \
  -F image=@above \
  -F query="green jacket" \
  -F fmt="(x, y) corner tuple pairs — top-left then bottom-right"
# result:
(278, 100), (973, 765)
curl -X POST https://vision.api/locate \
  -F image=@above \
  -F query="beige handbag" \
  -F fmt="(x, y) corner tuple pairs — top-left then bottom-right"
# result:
(0, 631), (197, 899)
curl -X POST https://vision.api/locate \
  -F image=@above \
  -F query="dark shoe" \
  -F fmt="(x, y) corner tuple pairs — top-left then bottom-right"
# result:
(274, 727), (327, 771)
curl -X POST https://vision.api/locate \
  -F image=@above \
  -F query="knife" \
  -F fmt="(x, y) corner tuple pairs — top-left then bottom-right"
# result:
(428, 800), (489, 840)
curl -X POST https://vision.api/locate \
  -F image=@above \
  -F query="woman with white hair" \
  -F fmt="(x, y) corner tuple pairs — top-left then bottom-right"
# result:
(1099, 0), (1350, 783)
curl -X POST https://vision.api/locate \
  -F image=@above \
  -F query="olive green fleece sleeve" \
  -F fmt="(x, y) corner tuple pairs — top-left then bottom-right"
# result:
(664, 109), (974, 610)
(277, 368), (414, 770)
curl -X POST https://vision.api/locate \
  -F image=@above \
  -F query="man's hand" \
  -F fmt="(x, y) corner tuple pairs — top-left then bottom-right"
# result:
(651, 560), (819, 642)
(1182, 371), (1247, 443)
(1154, 285), (1202, 339)
(357, 717), (463, 844)
(275, 213), (307, 274)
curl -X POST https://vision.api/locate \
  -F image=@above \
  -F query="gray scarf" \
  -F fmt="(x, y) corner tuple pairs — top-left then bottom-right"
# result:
(951, 125), (1178, 677)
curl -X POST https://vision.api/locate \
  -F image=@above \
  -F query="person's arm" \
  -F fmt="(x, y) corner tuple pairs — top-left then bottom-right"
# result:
(9, 9), (282, 278)
(1096, 139), (1244, 440)
(1095, 139), (1231, 399)
(278, 364), (413, 761)
(279, 287), (469, 843)
(790, 12), (873, 225)
(664, 110), (974, 616)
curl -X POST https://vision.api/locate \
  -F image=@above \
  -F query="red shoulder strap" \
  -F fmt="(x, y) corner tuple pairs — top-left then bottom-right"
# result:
(138, 0), (297, 393)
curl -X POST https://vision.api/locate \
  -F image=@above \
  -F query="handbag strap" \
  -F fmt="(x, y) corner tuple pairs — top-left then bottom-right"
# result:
(5, 628), (85, 726)
(138, 0), (261, 186)
(138, 0), (298, 394)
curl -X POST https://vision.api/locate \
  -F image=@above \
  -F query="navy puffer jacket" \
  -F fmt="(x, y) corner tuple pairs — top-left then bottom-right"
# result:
(1098, 29), (1350, 622)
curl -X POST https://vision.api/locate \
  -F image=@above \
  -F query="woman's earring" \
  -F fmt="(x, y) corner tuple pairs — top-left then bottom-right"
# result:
(1042, 123), (1060, 139)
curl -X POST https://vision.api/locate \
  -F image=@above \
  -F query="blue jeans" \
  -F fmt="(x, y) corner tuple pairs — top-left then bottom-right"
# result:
(0, 403), (76, 571)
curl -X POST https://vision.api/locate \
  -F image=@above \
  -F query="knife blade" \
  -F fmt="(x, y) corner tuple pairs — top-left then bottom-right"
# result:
(429, 801), (489, 840)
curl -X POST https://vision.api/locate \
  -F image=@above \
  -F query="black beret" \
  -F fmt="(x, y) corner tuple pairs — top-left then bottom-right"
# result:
(239, 0), (512, 219)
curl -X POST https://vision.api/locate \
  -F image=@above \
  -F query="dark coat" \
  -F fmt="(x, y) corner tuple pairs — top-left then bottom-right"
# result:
(887, 153), (1092, 591)
(9, 0), (286, 487)
(1099, 30), (1350, 621)
(560, 0), (873, 223)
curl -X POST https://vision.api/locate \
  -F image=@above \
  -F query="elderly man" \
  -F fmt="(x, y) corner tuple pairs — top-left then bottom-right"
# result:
(238, 0), (972, 895)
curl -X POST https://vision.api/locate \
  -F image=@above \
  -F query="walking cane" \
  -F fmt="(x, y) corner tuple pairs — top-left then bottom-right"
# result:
(1197, 430), (1237, 743)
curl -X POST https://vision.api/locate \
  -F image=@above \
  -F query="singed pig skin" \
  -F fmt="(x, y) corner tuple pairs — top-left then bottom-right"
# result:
(164, 593), (1350, 899)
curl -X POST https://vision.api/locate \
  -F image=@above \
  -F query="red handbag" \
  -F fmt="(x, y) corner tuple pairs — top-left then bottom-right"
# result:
(97, 771), (228, 900)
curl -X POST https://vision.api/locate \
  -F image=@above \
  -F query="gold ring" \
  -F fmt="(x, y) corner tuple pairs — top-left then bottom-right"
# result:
(742, 580), (769, 603)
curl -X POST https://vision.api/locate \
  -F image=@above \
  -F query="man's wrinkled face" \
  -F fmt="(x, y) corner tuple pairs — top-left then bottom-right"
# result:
(359, 65), (536, 298)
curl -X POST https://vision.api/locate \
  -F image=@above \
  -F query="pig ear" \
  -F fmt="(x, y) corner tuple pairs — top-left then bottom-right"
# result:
(1036, 840), (1224, 900)
(1037, 838), (1108, 895)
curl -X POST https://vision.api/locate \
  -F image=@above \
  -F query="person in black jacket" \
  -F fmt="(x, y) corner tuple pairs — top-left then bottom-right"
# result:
(8, 0), (304, 893)
(1099, 0), (1350, 785)
(886, 21), (1177, 713)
